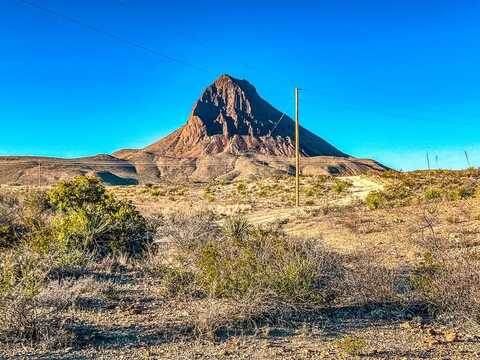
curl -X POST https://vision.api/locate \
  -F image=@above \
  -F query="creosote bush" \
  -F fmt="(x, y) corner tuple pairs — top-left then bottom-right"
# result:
(48, 176), (152, 256)
(48, 176), (105, 212)
(365, 191), (385, 210)
(161, 214), (341, 307)
(332, 179), (351, 194)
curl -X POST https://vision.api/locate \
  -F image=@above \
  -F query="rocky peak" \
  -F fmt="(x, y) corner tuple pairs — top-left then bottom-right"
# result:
(142, 74), (347, 158)
(189, 74), (269, 139)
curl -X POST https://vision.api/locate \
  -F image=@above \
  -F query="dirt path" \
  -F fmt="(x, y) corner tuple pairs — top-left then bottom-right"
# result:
(246, 176), (383, 226)
(335, 175), (384, 205)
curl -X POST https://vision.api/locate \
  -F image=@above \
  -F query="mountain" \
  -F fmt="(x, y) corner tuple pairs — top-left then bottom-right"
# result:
(117, 74), (347, 158)
(0, 75), (387, 185)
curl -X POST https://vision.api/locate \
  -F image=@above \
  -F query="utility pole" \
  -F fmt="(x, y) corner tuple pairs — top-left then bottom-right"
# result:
(295, 87), (300, 207)
(426, 152), (431, 171)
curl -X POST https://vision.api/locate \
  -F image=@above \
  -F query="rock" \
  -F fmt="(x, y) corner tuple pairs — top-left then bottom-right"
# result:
(140, 74), (348, 158)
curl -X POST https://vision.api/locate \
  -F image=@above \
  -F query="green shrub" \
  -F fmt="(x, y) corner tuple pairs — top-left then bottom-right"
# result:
(236, 181), (246, 192)
(424, 187), (443, 201)
(222, 215), (251, 241)
(335, 335), (366, 356)
(0, 247), (46, 297)
(171, 217), (340, 306)
(155, 266), (195, 297)
(23, 190), (52, 216)
(304, 187), (314, 197)
(150, 189), (164, 197)
(204, 185), (213, 195)
(48, 176), (105, 212)
(366, 191), (385, 210)
(332, 179), (351, 194)
(48, 176), (151, 256)
(53, 196), (149, 256)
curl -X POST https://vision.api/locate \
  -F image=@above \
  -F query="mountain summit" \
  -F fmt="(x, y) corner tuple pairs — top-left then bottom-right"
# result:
(141, 74), (347, 158)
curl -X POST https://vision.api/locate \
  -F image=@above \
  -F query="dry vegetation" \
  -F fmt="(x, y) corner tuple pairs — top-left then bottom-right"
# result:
(0, 170), (479, 359)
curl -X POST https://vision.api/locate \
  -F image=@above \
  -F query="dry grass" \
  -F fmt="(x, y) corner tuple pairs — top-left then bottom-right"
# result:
(1, 170), (480, 358)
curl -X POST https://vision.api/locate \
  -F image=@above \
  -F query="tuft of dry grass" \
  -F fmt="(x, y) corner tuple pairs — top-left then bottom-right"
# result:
(0, 293), (75, 349)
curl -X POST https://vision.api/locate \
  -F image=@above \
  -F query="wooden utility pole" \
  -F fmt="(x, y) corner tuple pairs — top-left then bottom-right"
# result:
(295, 87), (300, 207)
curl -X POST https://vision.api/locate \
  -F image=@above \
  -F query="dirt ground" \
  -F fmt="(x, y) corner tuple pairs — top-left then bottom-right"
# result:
(1, 174), (479, 359)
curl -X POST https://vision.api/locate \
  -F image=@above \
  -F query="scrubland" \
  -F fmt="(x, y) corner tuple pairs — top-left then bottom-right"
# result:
(1, 170), (479, 359)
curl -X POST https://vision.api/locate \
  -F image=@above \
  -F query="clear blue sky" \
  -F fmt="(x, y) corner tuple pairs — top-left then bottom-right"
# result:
(1, 0), (479, 170)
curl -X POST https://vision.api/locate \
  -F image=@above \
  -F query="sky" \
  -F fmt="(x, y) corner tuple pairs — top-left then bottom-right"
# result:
(1, 0), (479, 170)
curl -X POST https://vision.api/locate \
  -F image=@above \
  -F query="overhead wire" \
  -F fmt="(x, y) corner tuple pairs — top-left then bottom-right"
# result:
(16, 0), (213, 74)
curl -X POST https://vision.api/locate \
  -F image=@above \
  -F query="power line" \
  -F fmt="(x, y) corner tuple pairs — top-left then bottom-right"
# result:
(269, 98), (293, 136)
(16, 0), (213, 74)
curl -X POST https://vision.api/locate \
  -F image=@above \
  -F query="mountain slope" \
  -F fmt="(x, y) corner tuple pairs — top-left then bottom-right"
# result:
(123, 74), (347, 158)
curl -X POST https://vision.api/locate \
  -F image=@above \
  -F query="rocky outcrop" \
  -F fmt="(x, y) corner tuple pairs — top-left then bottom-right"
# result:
(132, 74), (347, 158)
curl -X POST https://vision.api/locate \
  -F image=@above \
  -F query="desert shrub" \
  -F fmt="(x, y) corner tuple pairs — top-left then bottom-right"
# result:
(52, 196), (149, 256)
(47, 176), (151, 256)
(412, 248), (480, 327)
(447, 183), (477, 201)
(48, 176), (105, 212)
(158, 266), (196, 297)
(0, 247), (46, 296)
(203, 184), (213, 195)
(222, 215), (251, 241)
(332, 179), (351, 194)
(0, 195), (23, 249)
(192, 291), (283, 339)
(303, 187), (314, 197)
(167, 216), (341, 307)
(236, 181), (246, 192)
(23, 190), (52, 216)
(0, 241), (88, 297)
(150, 189), (164, 197)
(341, 253), (404, 306)
(0, 293), (74, 348)
(175, 187), (187, 196)
(411, 229), (480, 329)
(335, 335), (366, 356)
(156, 212), (220, 251)
(374, 169), (480, 207)
(365, 191), (386, 210)
(424, 187), (443, 201)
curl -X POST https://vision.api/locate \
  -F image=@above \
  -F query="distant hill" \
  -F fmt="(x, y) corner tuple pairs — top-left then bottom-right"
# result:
(0, 75), (387, 185)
